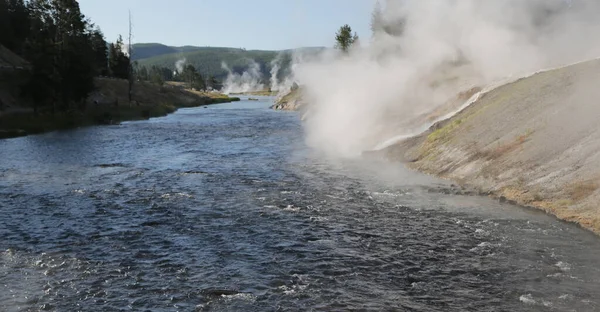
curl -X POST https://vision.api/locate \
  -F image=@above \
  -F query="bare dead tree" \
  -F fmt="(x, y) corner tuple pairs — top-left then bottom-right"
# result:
(128, 10), (134, 106)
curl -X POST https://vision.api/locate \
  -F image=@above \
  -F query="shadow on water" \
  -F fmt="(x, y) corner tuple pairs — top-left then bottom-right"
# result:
(1, 99), (600, 311)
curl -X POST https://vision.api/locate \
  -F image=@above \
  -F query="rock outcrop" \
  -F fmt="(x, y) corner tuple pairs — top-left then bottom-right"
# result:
(271, 83), (306, 111)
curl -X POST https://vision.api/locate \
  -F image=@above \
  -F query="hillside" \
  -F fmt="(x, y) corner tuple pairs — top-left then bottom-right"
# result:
(134, 44), (325, 81)
(137, 47), (281, 80)
(131, 43), (205, 61)
(379, 59), (600, 234)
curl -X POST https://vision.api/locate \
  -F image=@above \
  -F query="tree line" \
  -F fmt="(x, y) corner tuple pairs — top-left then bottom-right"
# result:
(0, 0), (131, 113)
(134, 63), (222, 91)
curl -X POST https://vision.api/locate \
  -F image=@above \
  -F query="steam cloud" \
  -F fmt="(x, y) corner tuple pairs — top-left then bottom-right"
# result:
(292, 0), (600, 157)
(121, 43), (130, 56)
(270, 54), (282, 92)
(221, 60), (265, 94)
(270, 50), (321, 96)
(175, 58), (187, 74)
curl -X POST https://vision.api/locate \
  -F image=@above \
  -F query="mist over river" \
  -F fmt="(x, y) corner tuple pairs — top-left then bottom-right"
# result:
(1, 98), (600, 311)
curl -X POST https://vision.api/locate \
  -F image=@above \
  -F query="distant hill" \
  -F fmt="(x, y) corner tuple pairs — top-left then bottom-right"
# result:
(132, 43), (325, 81)
(131, 43), (204, 61)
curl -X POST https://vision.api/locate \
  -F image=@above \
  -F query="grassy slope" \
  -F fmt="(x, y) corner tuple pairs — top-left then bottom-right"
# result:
(0, 78), (239, 139)
(383, 59), (600, 234)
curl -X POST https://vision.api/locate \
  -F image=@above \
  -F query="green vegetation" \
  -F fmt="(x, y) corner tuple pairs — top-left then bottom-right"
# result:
(0, 0), (138, 112)
(0, 78), (240, 139)
(335, 24), (359, 53)
(134, 46), (329, 83)
(135, 65), (173, 86)
(0, 1), (240, 139)
(131, 43), (213, 61)
(134, 63), (216, 91)
(0, 104), (177, 139)
(180, 64), (206, 90)
(427, 119), (463, 143)
(131, 43), (186, 60)
(133, 45), (325, 90)
(137, 47), (281, 82)
(230, 90), (277, 96)
(108, 35), (130, 79)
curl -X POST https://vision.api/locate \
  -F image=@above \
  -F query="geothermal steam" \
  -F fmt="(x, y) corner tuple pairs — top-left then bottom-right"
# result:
(270, 55), (282, 92)
(269, 53), (300, 95)
(175, 58), (187, 74)
(221, 60), (265, 94)
(292, 0), (600, 157)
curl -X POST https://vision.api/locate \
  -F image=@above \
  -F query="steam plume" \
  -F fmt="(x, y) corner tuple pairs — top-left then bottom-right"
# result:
(270, 54), (282, 92)
(221, 60), (265, 94)
(175, 58), (187, 74)
(294, 0), (600, 157)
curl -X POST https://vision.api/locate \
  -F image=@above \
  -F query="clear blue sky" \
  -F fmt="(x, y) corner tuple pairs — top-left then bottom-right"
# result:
(78, 0), (374, 51)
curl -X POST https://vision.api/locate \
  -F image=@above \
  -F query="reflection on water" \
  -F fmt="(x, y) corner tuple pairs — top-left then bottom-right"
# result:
(1, 98), (600, 311)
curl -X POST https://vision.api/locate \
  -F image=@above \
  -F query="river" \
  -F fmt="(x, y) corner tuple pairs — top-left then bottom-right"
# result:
(1, 97), (600, 311)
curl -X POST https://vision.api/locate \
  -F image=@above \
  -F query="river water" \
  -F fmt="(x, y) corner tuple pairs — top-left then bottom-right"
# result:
(1, 98), (600, 311)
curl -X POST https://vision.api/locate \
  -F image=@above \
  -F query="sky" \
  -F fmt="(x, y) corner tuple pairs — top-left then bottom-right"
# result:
(78, 0), (374, 51)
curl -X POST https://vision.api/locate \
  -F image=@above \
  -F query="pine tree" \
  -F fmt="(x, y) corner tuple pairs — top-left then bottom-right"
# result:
(207, 75), (221, 91)
(138, 66), (148, 81)
(2, 0), (111, 113)
(371, 1), (384, 38)
(108, 35), (129, 79)
(149, 65), (164, 86)
(90, 28), (108, 76)
(182, 64), (203, 90)
(334, 24), (359, 53)
(0, 0), (30, 53)
(19, 0), (98, 111)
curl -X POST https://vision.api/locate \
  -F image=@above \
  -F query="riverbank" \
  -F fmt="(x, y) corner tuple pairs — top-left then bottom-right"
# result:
(271, 87), (305, 111)
(0, 78), (239, 139)
(381, 58), (600, 234)
(230, 90), (278, 96)
(4, 90), (600, 311)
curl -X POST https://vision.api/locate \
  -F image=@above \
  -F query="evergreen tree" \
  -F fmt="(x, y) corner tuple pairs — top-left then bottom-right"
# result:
(181, 64), (206, 91)
(1, 0), (111, 113)
(90, 28), (108, 76)
(20, 0), (99, 112)
(137, 65), (149, 81)
(22, 2), (58, 112)
(108, 35), (129, 79)
(160, 67), (173, 81)
(334, 24), (359, 53)
(371, 1), (384, 38)
(0, 0), (30, 53)
(149, 65), (164, 86)
(207, 75), (221, 91)
(193, 71), (206, 91)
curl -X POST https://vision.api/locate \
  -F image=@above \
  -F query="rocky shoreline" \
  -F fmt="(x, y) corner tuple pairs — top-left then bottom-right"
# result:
(270, 87), (306, 111)
(378, 59), (600, 234)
